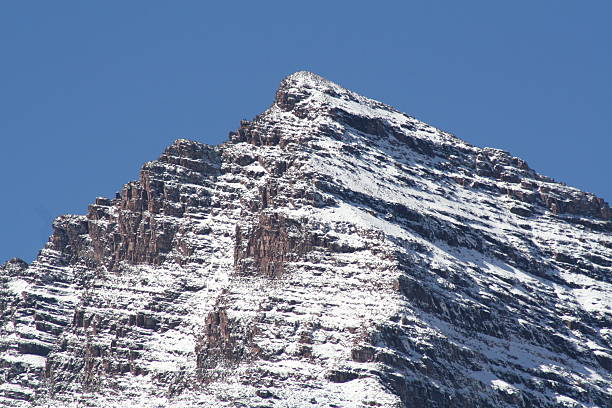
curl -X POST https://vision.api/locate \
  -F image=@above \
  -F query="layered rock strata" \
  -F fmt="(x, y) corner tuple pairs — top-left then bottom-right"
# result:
(0, 72), (610, 407)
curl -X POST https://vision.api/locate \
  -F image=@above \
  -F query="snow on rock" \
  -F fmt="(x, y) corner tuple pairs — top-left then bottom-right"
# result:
(0, 71), (610, 407)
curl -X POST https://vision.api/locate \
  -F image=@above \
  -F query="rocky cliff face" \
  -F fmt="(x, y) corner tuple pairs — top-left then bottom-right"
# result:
(1, 72), (610, 407)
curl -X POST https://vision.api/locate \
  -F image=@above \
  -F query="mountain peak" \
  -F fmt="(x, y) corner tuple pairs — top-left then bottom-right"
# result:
(274, 71), (382, 111)
(274, 70), (345, 112)
(1, 73), (611, 407)
(273, 71), (416, 137)
(282, 70), (332, 86)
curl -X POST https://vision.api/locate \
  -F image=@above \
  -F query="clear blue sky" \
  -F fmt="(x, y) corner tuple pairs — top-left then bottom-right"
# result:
(1, 1), (610, 263)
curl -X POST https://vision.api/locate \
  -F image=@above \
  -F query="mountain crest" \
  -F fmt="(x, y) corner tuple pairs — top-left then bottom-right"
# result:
(0, 72), (610, 407)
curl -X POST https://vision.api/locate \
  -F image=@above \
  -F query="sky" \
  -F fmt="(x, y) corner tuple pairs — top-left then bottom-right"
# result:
(1, 1), (610, 263)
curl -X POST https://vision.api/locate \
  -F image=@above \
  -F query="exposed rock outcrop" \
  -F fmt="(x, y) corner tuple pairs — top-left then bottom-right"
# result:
(0, 72), (610, 407)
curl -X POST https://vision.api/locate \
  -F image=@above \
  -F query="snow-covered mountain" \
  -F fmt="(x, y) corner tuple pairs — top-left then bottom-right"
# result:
(1, 71), (610, 407)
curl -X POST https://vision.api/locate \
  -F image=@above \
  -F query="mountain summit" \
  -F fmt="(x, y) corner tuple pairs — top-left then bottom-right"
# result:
(1, 72), (610, 407)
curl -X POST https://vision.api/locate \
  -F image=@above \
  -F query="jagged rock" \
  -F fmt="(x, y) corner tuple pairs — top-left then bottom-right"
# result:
(0, 71), (610, 407)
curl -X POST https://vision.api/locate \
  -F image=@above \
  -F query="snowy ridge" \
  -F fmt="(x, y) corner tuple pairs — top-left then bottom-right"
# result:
(0, 72), (610, 407)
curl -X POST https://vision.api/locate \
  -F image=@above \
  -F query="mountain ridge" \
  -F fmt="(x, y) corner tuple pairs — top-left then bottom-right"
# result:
(1, 72), (610, 407)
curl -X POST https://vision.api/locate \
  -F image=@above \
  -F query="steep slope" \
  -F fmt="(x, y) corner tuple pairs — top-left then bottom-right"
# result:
(1, 72), (610, 407)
